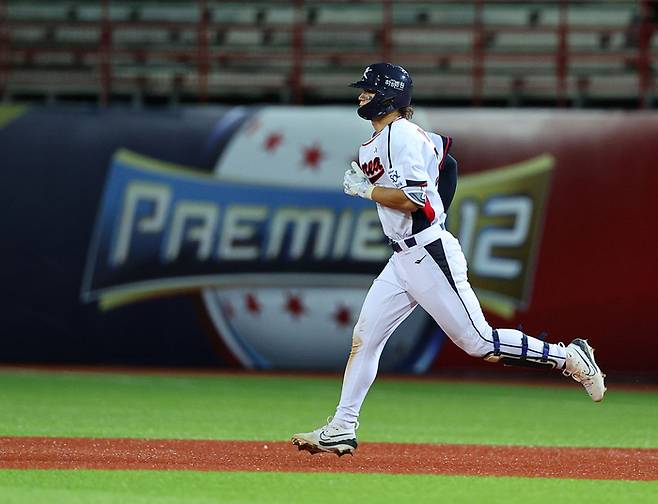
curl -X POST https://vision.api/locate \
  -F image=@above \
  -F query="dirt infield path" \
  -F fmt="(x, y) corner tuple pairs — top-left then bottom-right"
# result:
(1, 437), (657, 480)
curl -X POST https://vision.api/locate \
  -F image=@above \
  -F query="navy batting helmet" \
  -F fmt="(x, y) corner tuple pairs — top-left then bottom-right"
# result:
(349, 63), (413, 120)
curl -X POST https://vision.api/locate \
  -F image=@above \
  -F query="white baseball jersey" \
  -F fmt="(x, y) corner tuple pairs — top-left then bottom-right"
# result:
(358, 117), (445, 241)
(332, 116), (570, 428)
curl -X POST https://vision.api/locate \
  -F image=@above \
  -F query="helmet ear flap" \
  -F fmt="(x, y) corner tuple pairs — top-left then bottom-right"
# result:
(357, 95), (401, 120)
(380, 97), (396, 115)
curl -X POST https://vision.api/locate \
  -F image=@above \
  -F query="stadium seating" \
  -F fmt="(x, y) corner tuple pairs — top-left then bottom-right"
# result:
(1, 0), (654, 106)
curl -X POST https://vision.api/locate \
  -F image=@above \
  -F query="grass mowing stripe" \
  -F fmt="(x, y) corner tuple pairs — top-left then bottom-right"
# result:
(0, 370), (656, 447)
(1, 470), (657, 504)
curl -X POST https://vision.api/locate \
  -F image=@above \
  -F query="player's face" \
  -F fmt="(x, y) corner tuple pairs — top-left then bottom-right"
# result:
(358, 90), (375, 107)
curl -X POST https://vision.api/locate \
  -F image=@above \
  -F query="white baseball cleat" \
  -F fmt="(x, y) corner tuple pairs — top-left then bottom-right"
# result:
(564, 338), (607, 402)
(291, 417), (358, 457)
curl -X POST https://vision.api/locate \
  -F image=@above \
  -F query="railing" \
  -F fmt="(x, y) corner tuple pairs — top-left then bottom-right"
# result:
(1, 0), (656, 107)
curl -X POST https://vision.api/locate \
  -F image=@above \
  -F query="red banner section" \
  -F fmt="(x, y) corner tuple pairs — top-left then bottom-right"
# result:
(424, 110), (658, 377)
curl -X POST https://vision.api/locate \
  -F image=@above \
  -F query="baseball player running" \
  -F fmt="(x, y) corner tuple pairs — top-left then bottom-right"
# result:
(292, 63), (606, 457)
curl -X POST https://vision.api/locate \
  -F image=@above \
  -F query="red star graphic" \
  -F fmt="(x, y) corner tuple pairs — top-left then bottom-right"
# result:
(333, 305), (352, 327)
(264, 132), (283, 152)
(302, 143), (324, 170)
(284, 293), (305, 318)
(245, 293), (261, 315)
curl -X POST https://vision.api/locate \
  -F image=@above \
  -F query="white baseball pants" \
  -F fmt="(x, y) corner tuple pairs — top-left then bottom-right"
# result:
(334, 226), (567, 426)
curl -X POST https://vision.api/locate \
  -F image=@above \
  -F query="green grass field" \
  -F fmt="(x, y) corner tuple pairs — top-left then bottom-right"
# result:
(1, 369), (657, 503)
(2, 471), (658, 504)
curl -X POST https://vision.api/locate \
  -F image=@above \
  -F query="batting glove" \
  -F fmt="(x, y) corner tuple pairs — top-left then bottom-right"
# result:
(344, 161), (374, 200)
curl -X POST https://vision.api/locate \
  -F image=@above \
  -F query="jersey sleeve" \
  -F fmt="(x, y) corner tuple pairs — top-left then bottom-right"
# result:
(389, 123), (440, 207)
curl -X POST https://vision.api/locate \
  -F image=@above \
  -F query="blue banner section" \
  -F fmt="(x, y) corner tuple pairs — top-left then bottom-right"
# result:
(82, 150), (385, 302)
(0, 106), (242, 366)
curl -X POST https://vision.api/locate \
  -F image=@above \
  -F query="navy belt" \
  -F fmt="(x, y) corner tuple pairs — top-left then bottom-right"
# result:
(391, 237), (417, 253)
(390, 223), (446, 253)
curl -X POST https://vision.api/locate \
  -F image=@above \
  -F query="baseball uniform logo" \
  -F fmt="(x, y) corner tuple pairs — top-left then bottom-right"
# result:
(388, 170), (401, 185)
(361, 157), (385, 182)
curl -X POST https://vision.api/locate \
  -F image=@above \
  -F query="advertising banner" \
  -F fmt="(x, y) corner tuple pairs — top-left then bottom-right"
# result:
(1, 106), (656, 376)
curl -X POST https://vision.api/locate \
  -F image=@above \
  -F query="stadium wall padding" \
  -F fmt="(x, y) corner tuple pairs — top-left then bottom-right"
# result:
(1, 105), (656, 376)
